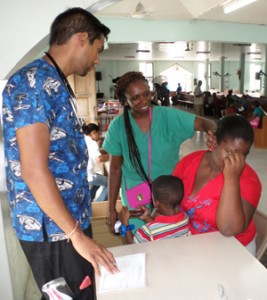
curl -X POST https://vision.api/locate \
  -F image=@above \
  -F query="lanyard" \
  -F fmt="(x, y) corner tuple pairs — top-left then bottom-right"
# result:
(44, 52), (83, 128)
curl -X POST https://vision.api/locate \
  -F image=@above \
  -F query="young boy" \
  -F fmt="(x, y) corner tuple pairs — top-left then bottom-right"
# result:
(118, 175), (190, 244)
(83, 123), (109, 201)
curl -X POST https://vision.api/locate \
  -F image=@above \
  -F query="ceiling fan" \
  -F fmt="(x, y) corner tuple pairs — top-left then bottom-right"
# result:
(132, 2), (150, 18)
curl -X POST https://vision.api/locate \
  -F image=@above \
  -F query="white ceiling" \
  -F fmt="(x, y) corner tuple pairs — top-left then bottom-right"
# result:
(96, 0), (267, 25)
(95, 0), (267, 62)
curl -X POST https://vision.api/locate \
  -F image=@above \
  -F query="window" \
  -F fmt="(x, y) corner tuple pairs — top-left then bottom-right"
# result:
(160, 64), (193, 92)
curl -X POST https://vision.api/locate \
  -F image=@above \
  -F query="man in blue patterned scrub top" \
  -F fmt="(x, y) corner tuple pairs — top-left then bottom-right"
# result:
(2, 8), (118, 300)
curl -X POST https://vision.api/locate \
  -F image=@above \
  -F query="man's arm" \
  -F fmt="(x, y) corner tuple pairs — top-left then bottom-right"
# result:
(17, 122), (118, 276)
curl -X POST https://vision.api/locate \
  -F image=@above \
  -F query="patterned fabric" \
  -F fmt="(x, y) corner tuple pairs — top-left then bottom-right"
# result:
(2, 58), (90, 242)
(173, 150), (262, 246)
(133, 211), (190, 243)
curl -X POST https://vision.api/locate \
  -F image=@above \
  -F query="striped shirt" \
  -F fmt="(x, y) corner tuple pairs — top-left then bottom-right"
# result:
(133, 211), (190, 243)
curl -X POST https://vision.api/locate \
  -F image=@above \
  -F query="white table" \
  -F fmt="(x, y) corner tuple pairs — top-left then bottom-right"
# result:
(96, 232), (267, 300)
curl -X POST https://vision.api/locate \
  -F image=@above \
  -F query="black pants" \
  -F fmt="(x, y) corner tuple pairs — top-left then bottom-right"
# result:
(20, 226), (95, 300)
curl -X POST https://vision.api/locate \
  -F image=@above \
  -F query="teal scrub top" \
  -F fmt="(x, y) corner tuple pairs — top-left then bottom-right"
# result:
(103, 105), (195, 208)
(253, 106), (263, 118)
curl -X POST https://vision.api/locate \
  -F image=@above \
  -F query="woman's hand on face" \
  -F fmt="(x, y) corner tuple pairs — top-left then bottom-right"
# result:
(223, 150), (246, 179)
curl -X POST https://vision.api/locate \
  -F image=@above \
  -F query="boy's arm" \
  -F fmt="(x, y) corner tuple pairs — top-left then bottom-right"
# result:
(118, 207), (134, 244)
(139, 205), (154, 223)
(96, 153), (109, 163)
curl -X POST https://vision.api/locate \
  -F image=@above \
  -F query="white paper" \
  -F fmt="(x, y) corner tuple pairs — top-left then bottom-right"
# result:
(99, 253), (146, 293)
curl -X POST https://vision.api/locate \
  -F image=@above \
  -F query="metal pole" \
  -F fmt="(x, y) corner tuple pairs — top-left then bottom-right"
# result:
(239, 48), (245, 94)
(220, 56), (225, 92)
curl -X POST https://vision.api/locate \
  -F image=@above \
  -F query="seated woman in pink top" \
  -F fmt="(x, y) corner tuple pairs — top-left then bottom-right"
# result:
(173, 114), (262, 255)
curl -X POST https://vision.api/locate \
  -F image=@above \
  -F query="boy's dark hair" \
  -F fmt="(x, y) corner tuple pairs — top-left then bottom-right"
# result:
(49, 7), (110, 46)
(152, 175), (184, 209)
(215, 114), (254, 145)
(82, 123), (99, 135)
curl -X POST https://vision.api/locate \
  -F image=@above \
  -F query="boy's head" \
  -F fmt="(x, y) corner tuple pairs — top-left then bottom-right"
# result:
(82, 123), (100, 141)
(152, 175), (184, 210)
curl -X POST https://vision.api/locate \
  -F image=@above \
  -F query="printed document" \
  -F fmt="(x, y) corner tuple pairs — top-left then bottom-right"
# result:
(99, 253), (146, 293)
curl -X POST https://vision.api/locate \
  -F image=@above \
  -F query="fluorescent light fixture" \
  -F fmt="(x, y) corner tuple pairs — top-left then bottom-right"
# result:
(223, 0), (257, 14)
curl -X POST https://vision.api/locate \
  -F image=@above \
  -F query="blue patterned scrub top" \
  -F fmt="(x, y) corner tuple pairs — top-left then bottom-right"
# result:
(2, 58), (91, 242)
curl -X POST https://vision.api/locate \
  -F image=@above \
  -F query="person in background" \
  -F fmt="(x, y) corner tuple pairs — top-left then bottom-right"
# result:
(118, 175), (190, 244)
(226, 99), (236, 115)
(173, 115), (261, 255)
(160, 81), (170, 106)
(211, 92), (222, 118)
(83, 123), (109, 202)
(2, 8), (118, 299)
(222, 89), (235, 116)
(176, 83), (182, 97)
(248, 100), (263, 128)
(236, 94), (248, 115)
(172, 82), (183, 106)
(102, 71), (217, 235)
(193, 80), (205, 116)
(152, 83), (161, 105)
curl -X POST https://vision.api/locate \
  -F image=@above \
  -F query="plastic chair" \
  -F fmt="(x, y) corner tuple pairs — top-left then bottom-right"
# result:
(254, 210), (267, 260)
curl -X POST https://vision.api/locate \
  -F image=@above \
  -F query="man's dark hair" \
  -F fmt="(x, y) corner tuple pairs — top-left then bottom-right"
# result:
(49, 7), (110, 46)
(82, 123), (99, 135)
(152, 175), (184, 209)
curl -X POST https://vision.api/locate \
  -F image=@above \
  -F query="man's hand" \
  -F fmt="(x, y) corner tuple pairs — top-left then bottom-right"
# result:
(71, 229), (119, 276)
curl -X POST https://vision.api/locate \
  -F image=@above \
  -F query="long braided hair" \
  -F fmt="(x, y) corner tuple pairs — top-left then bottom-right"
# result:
(116, 71), (150, 183)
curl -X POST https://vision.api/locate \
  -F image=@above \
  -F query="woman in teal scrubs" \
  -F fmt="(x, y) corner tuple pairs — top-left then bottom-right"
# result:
(103, 71), (217, 234)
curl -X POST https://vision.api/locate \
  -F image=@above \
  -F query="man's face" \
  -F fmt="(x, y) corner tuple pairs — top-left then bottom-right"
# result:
(77, 33), (105, 76)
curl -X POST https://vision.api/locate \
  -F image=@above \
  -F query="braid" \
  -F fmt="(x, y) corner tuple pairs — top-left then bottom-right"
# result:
(123, 106), (150, 183)
(117, 72), (150, 183)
